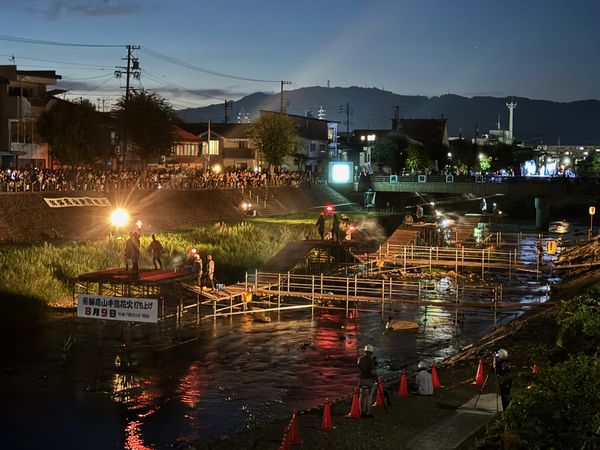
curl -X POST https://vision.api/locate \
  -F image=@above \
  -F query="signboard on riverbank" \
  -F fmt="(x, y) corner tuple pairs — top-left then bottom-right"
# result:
(44, 197), (111, 208)
(77, 294), (158, 323)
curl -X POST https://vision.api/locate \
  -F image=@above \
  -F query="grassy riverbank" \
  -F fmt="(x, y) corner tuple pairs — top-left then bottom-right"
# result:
(0, 220), (315, 309)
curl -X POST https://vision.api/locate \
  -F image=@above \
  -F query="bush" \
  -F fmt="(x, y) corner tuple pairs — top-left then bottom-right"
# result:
(499, 354), (600, 449)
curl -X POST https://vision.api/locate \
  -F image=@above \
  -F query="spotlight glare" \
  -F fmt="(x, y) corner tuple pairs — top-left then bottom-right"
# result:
(110, 208), (130, 228)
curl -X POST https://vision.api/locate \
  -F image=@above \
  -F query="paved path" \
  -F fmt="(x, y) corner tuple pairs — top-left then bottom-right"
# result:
(407, 393), (500, 449)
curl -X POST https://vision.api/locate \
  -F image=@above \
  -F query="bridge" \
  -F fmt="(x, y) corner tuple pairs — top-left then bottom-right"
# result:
(363, 174), (600, 228)
(367, 174), (600, 197)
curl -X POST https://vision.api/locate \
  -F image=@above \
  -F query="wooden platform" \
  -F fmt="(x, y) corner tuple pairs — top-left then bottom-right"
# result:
(78, 268), (196, 284)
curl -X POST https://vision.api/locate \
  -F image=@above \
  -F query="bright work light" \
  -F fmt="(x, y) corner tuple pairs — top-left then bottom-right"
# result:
(328, 162), (353, 184)
(110, 208), (130, 228)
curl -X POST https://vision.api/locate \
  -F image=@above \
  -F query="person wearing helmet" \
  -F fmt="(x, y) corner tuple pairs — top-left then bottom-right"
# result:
(415, 361), (433, 395)
(357, 344), (376, 417)
(493, 349), (512, 409)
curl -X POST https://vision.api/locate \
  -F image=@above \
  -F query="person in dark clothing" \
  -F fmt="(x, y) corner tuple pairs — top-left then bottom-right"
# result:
(124, 231), (141, 276)
(131, 231), (141, 276)
(357, 344), (376, 417)
(331, 213), (340, 242)
(493, 348), (512, 410)
(147, 234), (164, 269)
(316, 212), (325, 240)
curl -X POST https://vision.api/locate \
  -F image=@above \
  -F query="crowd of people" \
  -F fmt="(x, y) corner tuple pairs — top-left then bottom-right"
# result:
(0, 167), (316, 192)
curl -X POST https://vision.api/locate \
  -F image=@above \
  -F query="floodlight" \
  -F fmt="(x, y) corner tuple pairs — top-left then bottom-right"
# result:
(110, 208), (130, 228)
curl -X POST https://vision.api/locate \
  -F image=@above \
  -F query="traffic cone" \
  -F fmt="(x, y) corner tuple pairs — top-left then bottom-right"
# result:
(532, 364), (539, 375)
(289, 409), (301, 445)
(431, 362), (441, 389)
(374, 377), (385, 406)
(397, 369), (409, 397)
(278, 426), (290, 450)
(347, 388), (361, 418)
(322, 398), (332, 431)
(473, 359), (484, 385)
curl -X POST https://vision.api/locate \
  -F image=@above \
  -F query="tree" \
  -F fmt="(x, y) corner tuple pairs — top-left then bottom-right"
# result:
(449, 138), (478, 173)
(248, 113), (297, 170)
(404, 145), (427, 173)
(577, 153), (600, 174)
(37, 99), (111, 166)
(371, 136), (408, 173)
(115, 90), (175, 163)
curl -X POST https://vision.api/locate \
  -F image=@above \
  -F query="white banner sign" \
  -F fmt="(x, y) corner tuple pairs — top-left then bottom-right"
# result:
(77, 294), (158, 323)
(44, 197), (111, 208)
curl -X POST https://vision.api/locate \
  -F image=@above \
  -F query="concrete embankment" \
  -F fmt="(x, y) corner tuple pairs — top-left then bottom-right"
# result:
(0, 185), (348, 244)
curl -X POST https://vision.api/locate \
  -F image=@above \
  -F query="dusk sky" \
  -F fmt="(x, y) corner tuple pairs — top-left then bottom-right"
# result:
(1, 0), (599, 110)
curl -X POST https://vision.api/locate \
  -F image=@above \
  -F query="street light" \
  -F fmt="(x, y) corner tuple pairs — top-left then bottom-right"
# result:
(589, 206), (596, 240)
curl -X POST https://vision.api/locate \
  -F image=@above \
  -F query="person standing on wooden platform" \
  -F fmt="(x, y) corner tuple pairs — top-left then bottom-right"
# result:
(147, 234), (164, 270)
(206, 255), (216, 291)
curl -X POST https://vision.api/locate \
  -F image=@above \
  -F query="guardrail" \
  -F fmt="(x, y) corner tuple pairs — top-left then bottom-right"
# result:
(370, 174), (597, 184)
(245, 270), (502, 310)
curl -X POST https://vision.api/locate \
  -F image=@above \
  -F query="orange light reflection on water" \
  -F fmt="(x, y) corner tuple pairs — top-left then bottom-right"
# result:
(178, 362), (207, 409)
(124, 419), (154, 450)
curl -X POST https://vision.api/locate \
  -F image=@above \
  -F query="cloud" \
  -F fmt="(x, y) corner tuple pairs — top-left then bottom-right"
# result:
(57, 79), (249, 102)
(157, 86), (249, 100)
(12, 0), (144, 18)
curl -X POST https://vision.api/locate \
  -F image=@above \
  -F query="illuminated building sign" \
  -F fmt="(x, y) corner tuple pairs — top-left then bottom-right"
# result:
(77, 294), (158, 323)
(328, 161), (353, 184)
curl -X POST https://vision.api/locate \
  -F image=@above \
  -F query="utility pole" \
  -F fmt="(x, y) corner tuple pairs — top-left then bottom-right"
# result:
(114, 45), (140, 169)
(224, 100), (233, 124)
(339, 102), (352, 143)
(280, 80), (292, 113)
(115, 44), (141, 102)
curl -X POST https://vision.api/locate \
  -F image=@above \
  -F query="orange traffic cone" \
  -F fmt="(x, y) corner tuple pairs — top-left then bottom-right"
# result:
(289, 409), (301, 445)
(397, 369), (409, 397)
(431, 362), (441, 389)
(322, 398), (332, 431)
(532, 364), (539, 375)
(473, 359), (484, 385)
(374, 377), (385, 406)
(347, 388), (361, 418)
(278, 426), (290, 450)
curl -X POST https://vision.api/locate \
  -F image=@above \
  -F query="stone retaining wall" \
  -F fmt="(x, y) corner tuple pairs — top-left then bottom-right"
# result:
(0, 186), (344, 244)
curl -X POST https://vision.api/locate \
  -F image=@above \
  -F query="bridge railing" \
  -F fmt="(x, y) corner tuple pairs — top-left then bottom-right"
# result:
(377, 244), (515, 265)
(370, 174), (597, 184)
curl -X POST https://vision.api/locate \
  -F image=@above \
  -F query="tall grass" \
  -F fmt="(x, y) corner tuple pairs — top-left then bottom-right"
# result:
(0, 221), (314, 307)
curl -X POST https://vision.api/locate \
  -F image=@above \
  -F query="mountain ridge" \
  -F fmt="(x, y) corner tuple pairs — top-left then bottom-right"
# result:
(175, 86), (600, 145)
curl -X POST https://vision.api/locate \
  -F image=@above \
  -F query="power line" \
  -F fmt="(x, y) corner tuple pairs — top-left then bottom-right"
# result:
(140, 46), (279, 83)
(0, 34), (123, 48)
(0, 53), (112, 68)
(142, 70), (226, 101)
(61, 73), (114, 81)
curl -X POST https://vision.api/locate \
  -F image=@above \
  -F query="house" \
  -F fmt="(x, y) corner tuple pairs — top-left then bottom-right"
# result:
(391, 118), (449, 147)
(349, 119), (449, 174)
(168, 126), (201, 166)
(178, 122), (257, 170)
(0, 65), (62, 168)
(260, 110), (331, 174)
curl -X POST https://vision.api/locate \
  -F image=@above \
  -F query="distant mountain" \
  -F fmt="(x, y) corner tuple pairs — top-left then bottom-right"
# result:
(175, 86), (600, 146)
